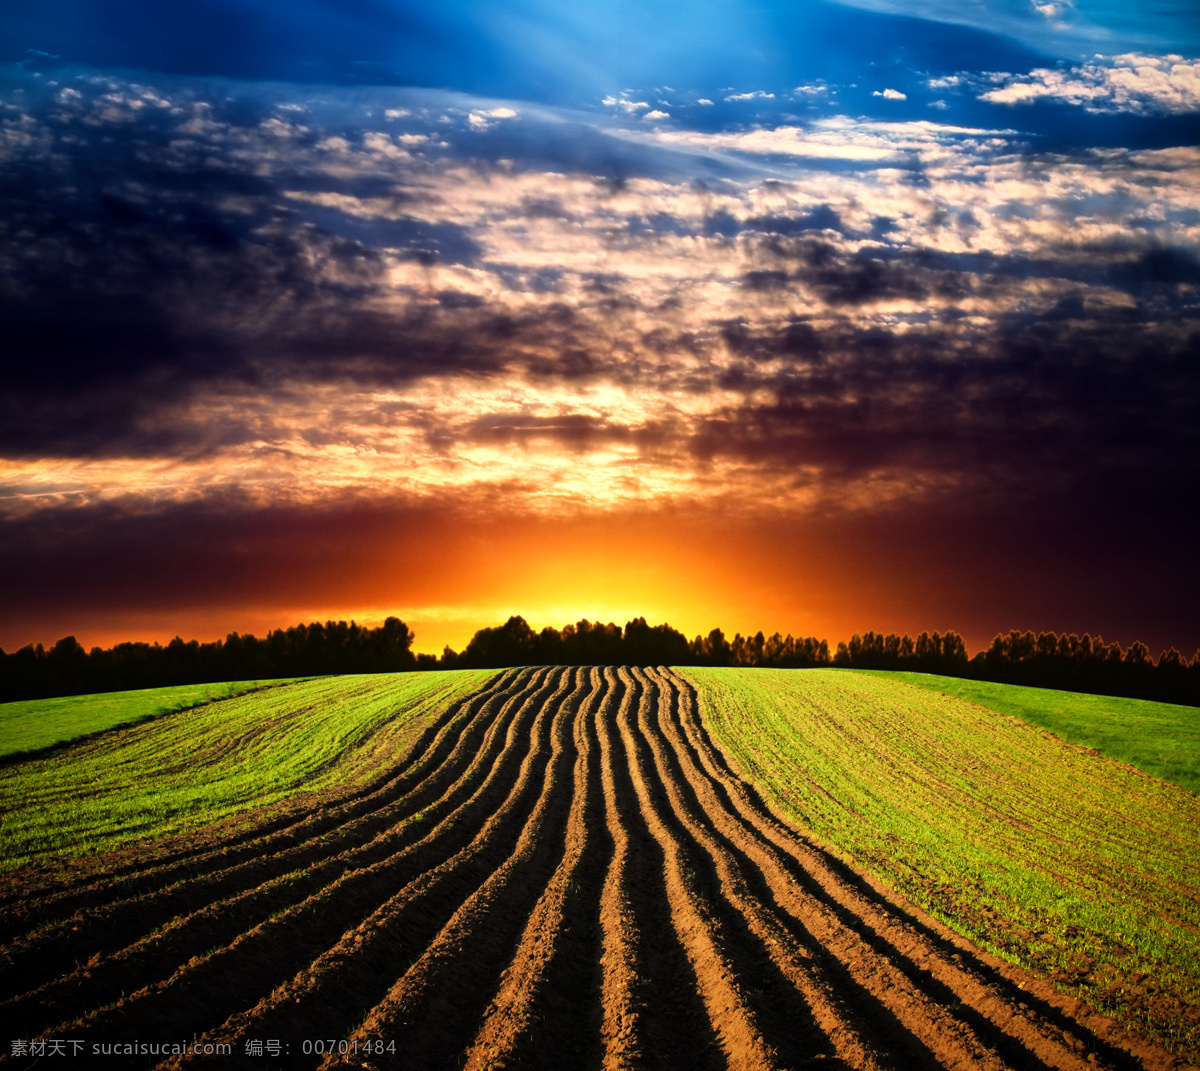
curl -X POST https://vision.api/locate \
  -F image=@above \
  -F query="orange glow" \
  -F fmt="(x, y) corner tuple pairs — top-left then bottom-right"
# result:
(0, 501), (1081, 659)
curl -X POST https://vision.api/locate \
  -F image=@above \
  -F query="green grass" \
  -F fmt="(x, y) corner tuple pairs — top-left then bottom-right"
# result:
(0, 679), (304, 759)
(683, 667), (1200, 1060)
(861, 671), (1200, 794)
(0, 670), (493, 870)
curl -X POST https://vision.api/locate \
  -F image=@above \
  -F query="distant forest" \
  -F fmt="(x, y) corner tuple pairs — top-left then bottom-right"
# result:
(2, 615), (1198, 707)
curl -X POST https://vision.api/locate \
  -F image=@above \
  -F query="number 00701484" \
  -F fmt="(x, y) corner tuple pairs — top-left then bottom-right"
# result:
(301, 1039), (395, 1055)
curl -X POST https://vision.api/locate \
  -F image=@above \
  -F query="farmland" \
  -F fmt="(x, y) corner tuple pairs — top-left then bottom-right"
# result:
(0, 667), (1196, 1069)
(0, 679), (300, 761)
(860, 671), (1200, 795)
(687, 668), (1200, 1062)
(0, 671), (492, 871)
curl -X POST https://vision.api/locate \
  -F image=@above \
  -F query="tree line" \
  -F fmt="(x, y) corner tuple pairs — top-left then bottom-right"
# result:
(436, 616), (835, 672)
(0, 618), (418, 702)
(1, 615), (1197, 707)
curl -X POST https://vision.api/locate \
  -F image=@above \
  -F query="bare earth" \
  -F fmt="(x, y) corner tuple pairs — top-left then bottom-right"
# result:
(0, 667), (1188, 1070)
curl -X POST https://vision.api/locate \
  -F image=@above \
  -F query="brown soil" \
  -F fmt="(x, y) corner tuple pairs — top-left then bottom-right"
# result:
(0, 667), (1189, 1071)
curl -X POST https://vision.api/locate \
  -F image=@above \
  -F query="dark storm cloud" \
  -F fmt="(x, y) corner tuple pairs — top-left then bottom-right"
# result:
(458, 412), (679, 455)
(0, 74), (731, 417)
(693, 317), (1200, 480)
(744, 203), (845, 235)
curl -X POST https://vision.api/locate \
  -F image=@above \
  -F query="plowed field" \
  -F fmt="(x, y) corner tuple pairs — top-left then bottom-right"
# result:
(0, 667), (1186, 1070)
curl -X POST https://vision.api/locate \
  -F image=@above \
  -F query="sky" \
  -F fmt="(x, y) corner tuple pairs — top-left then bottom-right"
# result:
(1, 1), (1198, 658)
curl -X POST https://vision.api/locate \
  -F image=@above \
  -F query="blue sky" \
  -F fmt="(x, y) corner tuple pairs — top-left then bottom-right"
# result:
(6, 0), (1200, 97)
(6, 0), (1199, 151)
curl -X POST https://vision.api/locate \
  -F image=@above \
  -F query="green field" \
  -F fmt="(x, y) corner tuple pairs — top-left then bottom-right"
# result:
(0, 670), (492, 870)
(682, 666), (1200, 1055)
(0, 679), (304, 760)
(863, 670), (1200, 794)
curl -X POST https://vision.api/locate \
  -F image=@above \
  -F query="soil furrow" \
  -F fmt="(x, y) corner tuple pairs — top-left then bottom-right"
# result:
(159, 667), (580, 1069)
(631, 667), (895, 1071)
(594, 666), (727, 1071)
(657, 667), (1089, 1071)
(0, 673), (509, 931)
(0, 669), (537, 1030)
(22, 667), (567, 1049)
(611, 667), (778, 1071)
(320, 665), (585, 1069)
(661, 668), (1146, 1071)
(0, 670), (520, 989)
(593, 667), (651, 1071)
(459, 667), (607, 1071)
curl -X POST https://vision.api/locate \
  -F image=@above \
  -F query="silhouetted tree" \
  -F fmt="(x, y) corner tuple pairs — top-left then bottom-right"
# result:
(691, 628), (732, 666)
(623, 618), (690, 666)
(0, 617), (417, 701)
(460, 615), (538, 668)
(1154, 648), (1187, 703)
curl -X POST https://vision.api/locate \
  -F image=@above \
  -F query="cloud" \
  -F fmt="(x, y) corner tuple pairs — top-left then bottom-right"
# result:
(640, 117), (1014, 163)
(467, 106), (518, 129)
(642, 110), (669, 121)
(724, 91), (776, 102)
(1033, 2), (1068, 19)
(1, 70), (1197, 557)
(873, 89), (908, 100)
(980, 53), (1200, 114)
(602, 95), (649, 114)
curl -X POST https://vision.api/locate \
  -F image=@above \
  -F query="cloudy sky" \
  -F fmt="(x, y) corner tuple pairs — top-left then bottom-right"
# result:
(1, 0), (1198, 657)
